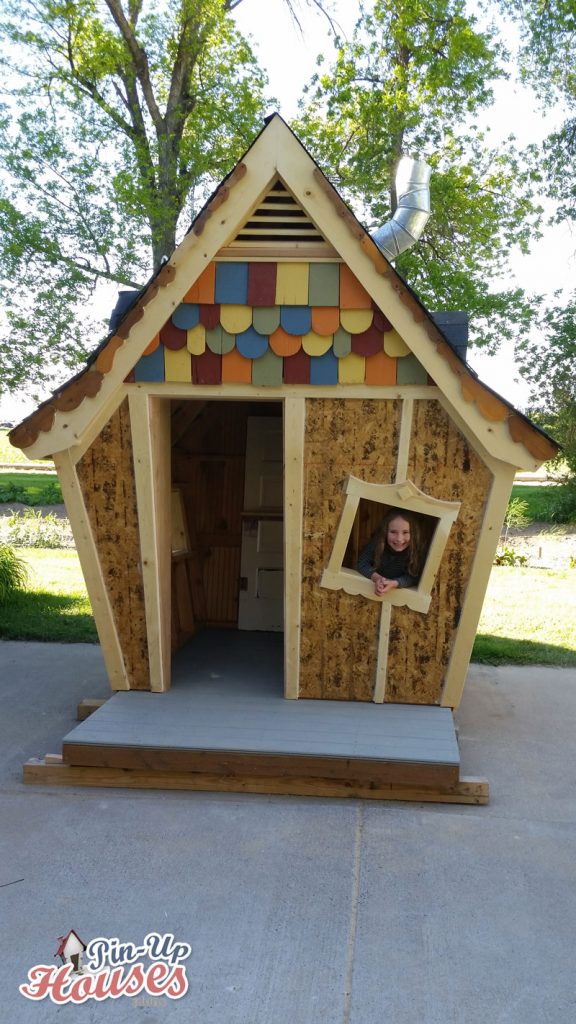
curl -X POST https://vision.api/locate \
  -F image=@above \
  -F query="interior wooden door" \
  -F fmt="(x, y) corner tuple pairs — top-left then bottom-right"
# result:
(238, 415), (284, 631)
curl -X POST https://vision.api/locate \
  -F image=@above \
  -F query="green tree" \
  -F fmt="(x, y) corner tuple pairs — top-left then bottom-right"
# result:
(0, 0), (269, 394)
(500, 0), (576, 223)
(518, 300), (576, 477)
(295, 0), (544, 350)
(497, 0), (576, 474)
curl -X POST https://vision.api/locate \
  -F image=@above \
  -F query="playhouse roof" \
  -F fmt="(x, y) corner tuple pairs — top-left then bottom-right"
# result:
(10, 114), (558, 470)
(55, 929), (87, 957)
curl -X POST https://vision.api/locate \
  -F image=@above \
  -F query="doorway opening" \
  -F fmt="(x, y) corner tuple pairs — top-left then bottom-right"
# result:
(169, 399), (284, 693)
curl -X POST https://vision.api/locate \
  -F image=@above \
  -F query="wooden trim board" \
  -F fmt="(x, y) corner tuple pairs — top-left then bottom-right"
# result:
(129, 393), (172, 692)
(441, 461), (516, 707)
(53, 451), (128, 690)
(283, 397), (305, 698)
(24, 758), (489, 804)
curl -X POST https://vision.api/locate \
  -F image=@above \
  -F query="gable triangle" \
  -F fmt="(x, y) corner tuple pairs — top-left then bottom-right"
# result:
(218, 176), (338, 259)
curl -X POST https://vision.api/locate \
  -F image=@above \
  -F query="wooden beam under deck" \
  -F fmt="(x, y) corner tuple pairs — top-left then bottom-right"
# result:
(76, 699), (107, 721)
(24, 758), (489, 805)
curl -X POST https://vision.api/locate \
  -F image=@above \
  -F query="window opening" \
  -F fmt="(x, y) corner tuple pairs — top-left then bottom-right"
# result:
(321, 477), (460, 614)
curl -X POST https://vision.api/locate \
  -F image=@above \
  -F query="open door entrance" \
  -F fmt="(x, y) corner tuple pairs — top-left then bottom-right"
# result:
(169, 400), (284, 670)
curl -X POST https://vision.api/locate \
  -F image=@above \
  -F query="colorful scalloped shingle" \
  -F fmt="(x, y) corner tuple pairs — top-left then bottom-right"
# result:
(131, 261), (430, 387)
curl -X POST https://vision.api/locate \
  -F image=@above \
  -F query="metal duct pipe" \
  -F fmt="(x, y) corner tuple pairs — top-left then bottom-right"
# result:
(371, 157), (432, 261)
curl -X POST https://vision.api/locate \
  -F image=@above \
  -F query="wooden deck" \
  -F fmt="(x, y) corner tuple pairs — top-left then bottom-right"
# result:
(24, 632), (489, 803)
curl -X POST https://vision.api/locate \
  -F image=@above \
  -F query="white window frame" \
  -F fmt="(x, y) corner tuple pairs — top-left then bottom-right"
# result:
(320, 476), (461, 614)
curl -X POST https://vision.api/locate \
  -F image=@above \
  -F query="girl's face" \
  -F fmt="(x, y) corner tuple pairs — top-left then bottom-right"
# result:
(386, 516), (411, 552)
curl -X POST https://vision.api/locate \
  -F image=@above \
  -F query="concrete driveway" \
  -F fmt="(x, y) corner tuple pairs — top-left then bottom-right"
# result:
(1, 640), (575, 1023)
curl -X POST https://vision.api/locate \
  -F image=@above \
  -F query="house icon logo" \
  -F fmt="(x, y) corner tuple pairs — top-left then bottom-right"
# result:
(20, 930), (191, 1003)
(55, 930), (87, 975)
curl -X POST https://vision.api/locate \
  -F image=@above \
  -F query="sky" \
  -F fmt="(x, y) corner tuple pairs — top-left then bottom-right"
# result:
(233, 0), (574, 404)
(1, 0), (573, 424)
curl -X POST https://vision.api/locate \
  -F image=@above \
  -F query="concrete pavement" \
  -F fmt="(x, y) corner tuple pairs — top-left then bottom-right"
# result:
(1, 640), (575, 1023)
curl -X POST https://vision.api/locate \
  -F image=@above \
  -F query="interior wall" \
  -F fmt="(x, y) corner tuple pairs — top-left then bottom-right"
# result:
(170, 400), (282, 648)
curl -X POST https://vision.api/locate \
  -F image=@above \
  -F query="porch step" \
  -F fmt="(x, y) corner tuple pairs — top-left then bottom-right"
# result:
(60, 690), (461, 789)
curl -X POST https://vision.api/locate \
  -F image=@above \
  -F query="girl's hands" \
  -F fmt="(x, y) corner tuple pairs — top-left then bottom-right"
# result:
(370, 573), (399, 595)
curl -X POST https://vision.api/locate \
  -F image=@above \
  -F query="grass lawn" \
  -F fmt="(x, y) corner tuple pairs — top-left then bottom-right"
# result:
(1, 548), (575, 665)
(0, 470), (62, 505)
(0, 549), (96, 643)
(0, 427), (61, 505)
(474, 565), (576, 666)
(511, 482), (576, 524)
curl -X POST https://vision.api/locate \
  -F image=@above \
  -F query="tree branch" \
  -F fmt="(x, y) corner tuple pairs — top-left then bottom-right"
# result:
(52, 248), (143, 289)
(104, 0), (164, 131)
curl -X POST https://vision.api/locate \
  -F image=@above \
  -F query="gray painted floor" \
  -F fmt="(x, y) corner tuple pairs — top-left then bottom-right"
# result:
(1, 640), (575, 1023)
(63, 632), (459, 766)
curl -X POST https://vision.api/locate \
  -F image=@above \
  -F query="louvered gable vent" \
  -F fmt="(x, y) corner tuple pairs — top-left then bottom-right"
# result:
(219, 178), (337, 258)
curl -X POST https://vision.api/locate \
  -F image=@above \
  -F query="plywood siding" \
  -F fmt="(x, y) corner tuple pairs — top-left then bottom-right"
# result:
(76, 399), (150, 689)
(300, 398), (401, 700)
(385, 399), (493, 704)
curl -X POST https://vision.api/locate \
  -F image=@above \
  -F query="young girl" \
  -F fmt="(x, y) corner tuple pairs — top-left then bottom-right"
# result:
(357, 508), (425, 595)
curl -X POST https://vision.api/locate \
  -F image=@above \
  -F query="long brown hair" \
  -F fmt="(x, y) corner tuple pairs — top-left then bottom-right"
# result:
(372, 507), (428, 578)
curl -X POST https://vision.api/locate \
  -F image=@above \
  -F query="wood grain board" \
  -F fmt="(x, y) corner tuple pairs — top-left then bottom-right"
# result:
(24, 760), (489, 805)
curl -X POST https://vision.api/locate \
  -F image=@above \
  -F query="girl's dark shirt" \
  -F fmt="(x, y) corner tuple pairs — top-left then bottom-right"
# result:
(357, 537), (419, 588)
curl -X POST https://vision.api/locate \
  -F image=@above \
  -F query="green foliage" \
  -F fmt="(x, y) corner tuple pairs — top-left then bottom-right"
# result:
(517, 299), (576, 479)
(544, 486), (576, 526)
(504, 496), (531, 530)
(0, 588), (97, 641)
(510, 481), (576, 527)
(0, 547), (95, 641)
(0, 0), (269, 393)
(1, 509), (74, 548)
(510, 484), (557, 521)
(472, 633), (576, 667)
(0, 541), (29, 602)
(0, 474), (62, 505)
(494, 495), (531, 564)
(499, 1), (576, 224)
(294, 0), (544, 350)
(510, 483), (576, 526)
(498, 2), (576, 448)
(493, 546), (528, 566)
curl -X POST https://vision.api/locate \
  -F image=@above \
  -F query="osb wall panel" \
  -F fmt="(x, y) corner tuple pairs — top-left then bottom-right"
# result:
(300, 398), (401, 700)
(76, 399), (150, 689)
(385, 399), (493, 704)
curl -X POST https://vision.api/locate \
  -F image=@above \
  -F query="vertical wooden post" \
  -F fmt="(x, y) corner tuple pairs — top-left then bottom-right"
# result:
(53, 451), (128, 690)
(373, 396), (415, 702)
(129, 393), (172, 692)
(441, 463), (516, 707)
(284, 397), (305, 699)
(395, 396), (414, 483)
(373, 604), (392, 703)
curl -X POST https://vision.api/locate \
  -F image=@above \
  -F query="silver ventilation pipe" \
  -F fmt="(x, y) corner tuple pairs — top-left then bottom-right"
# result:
(371, 157), (432, 261)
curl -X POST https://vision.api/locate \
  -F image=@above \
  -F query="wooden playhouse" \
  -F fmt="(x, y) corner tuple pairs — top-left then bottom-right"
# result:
(13, 115), (558, 802)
